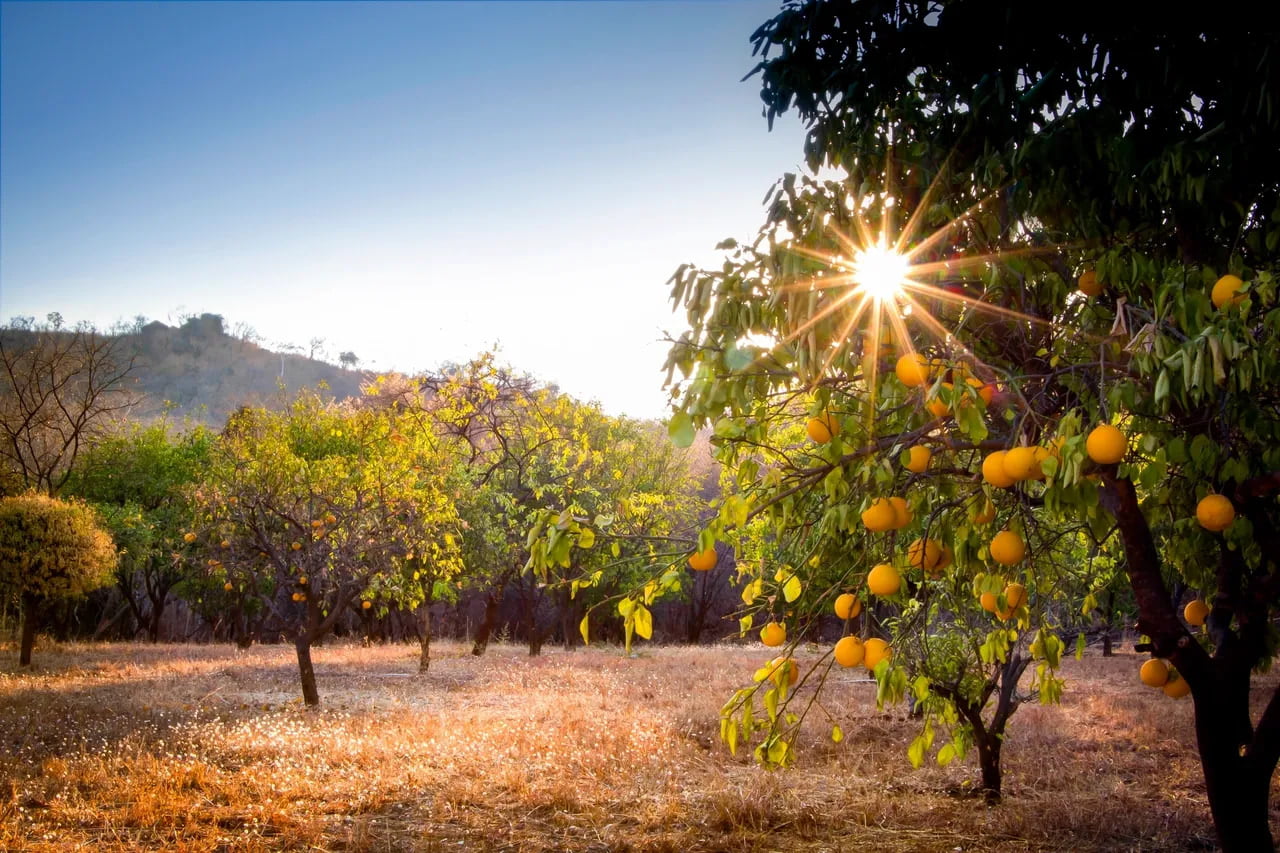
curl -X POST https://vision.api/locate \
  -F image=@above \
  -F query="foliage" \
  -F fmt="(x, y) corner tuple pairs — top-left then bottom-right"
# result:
(0, 493), (117, 604)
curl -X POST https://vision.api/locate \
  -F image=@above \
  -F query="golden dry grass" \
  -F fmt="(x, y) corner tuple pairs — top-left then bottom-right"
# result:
(0, 639), (1276, 852)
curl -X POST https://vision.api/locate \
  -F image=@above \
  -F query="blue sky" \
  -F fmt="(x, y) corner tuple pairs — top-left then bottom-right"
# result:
(1, 1), (807, 418)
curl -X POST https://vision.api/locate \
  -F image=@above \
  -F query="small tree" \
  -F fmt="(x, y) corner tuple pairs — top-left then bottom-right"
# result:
(0, 494), (116, 664)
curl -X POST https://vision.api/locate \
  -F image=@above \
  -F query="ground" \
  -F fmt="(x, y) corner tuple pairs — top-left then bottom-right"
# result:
(0, 639), (1276, 852)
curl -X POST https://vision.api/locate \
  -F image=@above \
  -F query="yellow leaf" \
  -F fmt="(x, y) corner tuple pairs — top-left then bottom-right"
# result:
(634, 605), (653, 640)
(579, 613), (590, 645)
(832, 725), (844, 744)
(783, 575), (802, 603)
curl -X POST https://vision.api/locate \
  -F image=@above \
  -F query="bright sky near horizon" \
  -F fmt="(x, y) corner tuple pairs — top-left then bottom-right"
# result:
(0, 0), (808, 420)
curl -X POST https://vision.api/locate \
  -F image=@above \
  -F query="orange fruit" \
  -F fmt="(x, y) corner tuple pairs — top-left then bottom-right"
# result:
(926, 383), (953, 418)
(291, 541), (303, 551)
(995, 606), (1014, 621)
(183, 532), (197, 543)
(766, 656), (798, 686)
(862, 498), (899, 532)
(1140, 659), (1170, 688)
(863, 638), (892, 670)
(325, 513), (337, 525)
(982, 451), (1016, 488)
(1003, 582), (1027, 610)
(220, 539), (230, 549)
(688, 547), (718, 571)
(1085, 424), (1126, 464)
(1195, 494), (1235, 532)
(833, 636), (865, 668)
(895, 353), (930, 387)
(979, 591), (998, 612)
(1002, 447), (1040, 481)
(1162, 673), (1191, 698)
(1078, 269), (1103, 297)
(223, 582), (233, 592)
(907, 538), (944, 573)
(989, 530), (1026, 566)
(1029, 446), (1051, 480)
(1211, 274), (1245, 309)
(867, 563), (901, 596)
(1183, 599), (1210, 627)
(834, 593), (862, 620)
(760, 621), (787, 647)
(807, 413), (839, 444)
(361, 600), (372, 610)
(904, 445), (932, 473)
(311, 519), (324, 529)
(298, 576), (307, 585)
(888, 496), (913, 529)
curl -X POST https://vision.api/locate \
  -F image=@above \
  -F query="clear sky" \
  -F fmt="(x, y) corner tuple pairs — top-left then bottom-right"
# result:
(0, 0), (807, 420)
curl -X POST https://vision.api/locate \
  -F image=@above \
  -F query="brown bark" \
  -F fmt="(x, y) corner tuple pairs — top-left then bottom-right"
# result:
(471, 591), (500, 656)
(417, 597), (433, 674)
(295, 635), (319, 706)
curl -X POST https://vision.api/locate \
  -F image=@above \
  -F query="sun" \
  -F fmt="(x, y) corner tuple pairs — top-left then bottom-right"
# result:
(852, 242), (909, 304)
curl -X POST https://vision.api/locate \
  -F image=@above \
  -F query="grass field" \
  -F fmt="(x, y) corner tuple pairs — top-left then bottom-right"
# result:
(1, 639), (1276, 852)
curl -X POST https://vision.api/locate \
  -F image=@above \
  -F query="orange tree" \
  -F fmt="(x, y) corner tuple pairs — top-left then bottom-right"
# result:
(0, 494), (116, 665)
(193, 390), (461, 704)
(647, 3), (1280, 850)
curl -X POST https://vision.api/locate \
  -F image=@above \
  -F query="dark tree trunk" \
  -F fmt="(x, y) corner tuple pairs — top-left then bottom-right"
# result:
(974, 728), (1002, 800)
(417, 597), (433, 674)
(1194, 669), (1276, 852)
(147, 595), (165, 643)
(471, 591), (500, 656)
(295, 635), (320, 706)
(19, 592), (38, 666)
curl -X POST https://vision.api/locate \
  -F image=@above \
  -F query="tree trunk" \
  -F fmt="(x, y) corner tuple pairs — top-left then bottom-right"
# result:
(974, 728), (1002, 801)
(19, 592), (38, 666)
(147, 596), (165, 643)
(295, 635), (320, 706)
(417, 598), (433, 674)
(1194, 671), (1276, 852)
(471, 591), (500, 656)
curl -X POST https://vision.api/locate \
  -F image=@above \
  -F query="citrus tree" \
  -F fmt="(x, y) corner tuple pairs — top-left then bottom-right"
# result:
(646, 3), (1279, 849)
(0, 493), (116, 664)
(63, 420), (213, 641)
(194, 391), (461, 704)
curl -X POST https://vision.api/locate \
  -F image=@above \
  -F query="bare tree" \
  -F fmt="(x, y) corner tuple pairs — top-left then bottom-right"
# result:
(308, 337), (327, 361)
(0, 319), (138, 495)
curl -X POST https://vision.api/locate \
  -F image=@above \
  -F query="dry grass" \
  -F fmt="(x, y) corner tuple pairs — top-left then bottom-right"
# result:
(0, 639), (1275, 852)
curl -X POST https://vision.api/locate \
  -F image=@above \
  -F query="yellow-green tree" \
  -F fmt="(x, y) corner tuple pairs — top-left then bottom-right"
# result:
(0, 494), (116, 665)
(195, 391), (461, 704)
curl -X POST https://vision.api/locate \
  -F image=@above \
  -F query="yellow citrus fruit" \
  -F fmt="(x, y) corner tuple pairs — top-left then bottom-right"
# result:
(688, 547), (718, 571)
(977, 382), (996, 406)
(807, 413), (839, 443)
(325, 513), (337, 525)
(834, 593), (862, 620)
(979, 591), (998, 612)
(867, 563), (901, 596)
(904, 445), (932, 473)
(1195, 494), (1235, 532)
(361, 600), (372, 610)
(223, 582), (233, 592)
(972, 498), (997, 524)
(1029, 446), (1051, 480)
(833, 636), (865, 668)
(982, 451), (1017, 488)
(1140, 659), (1170, 688)
(1183, 599), (1210, 627)
(1086, 424), (1126, 464)
(907, 537), (944, 573)
(1003, 582), (1027, 610)
(311, 519), (324, 529)
(895, 353), (930, 387)
(989, 530), (1026, 566)
(863, 638), (891, 670)
(888, 496), (913, 529)
(1002, 447), (1040, 481)
(1078, 269), (1103, 297)
(767, 657), (798, 686)
(298, 576), (307, 585)
(1162, 673), (1191, 698)
(291, 541), (303, 551)
(760, 621), (787, 647)
(183, 532), (197, 543)
(1211, 274), (1245, 309)
(862, 498), (899, 532)
(937, 546), (954, 571)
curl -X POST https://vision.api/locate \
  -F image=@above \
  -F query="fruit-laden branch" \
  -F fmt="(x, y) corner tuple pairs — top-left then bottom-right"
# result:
(1097, 468), (1212, 686)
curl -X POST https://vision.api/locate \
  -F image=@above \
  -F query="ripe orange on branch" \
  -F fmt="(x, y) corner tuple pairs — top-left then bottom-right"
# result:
(833, 636), (865, 668)
(688, 547), (718, 571)
(1196, 494), (1235, 532)
(834, 593), (862, 620)
(760, 621), (787, 647)
(1086, 424), (1126, 464)
(989, 530), (1026, 566)
(867, 563), (901, 596)
(806, 412), (839, 444)
(1183, 599), (1210, 626)
(1140, 659), (1170, 688)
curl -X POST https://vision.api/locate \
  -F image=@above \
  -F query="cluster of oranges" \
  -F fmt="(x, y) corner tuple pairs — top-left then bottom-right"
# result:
(1079, 268), (1247, 312)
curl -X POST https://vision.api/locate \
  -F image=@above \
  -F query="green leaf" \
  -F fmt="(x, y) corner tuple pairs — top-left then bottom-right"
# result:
(739, 614), (753, 635)
(668, 412), (695, 448)
(936, 743), (956, 767)
(1076, 632), (1087, 661)
(782, 574), (802, 603)
(907, 734), (928, 768)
